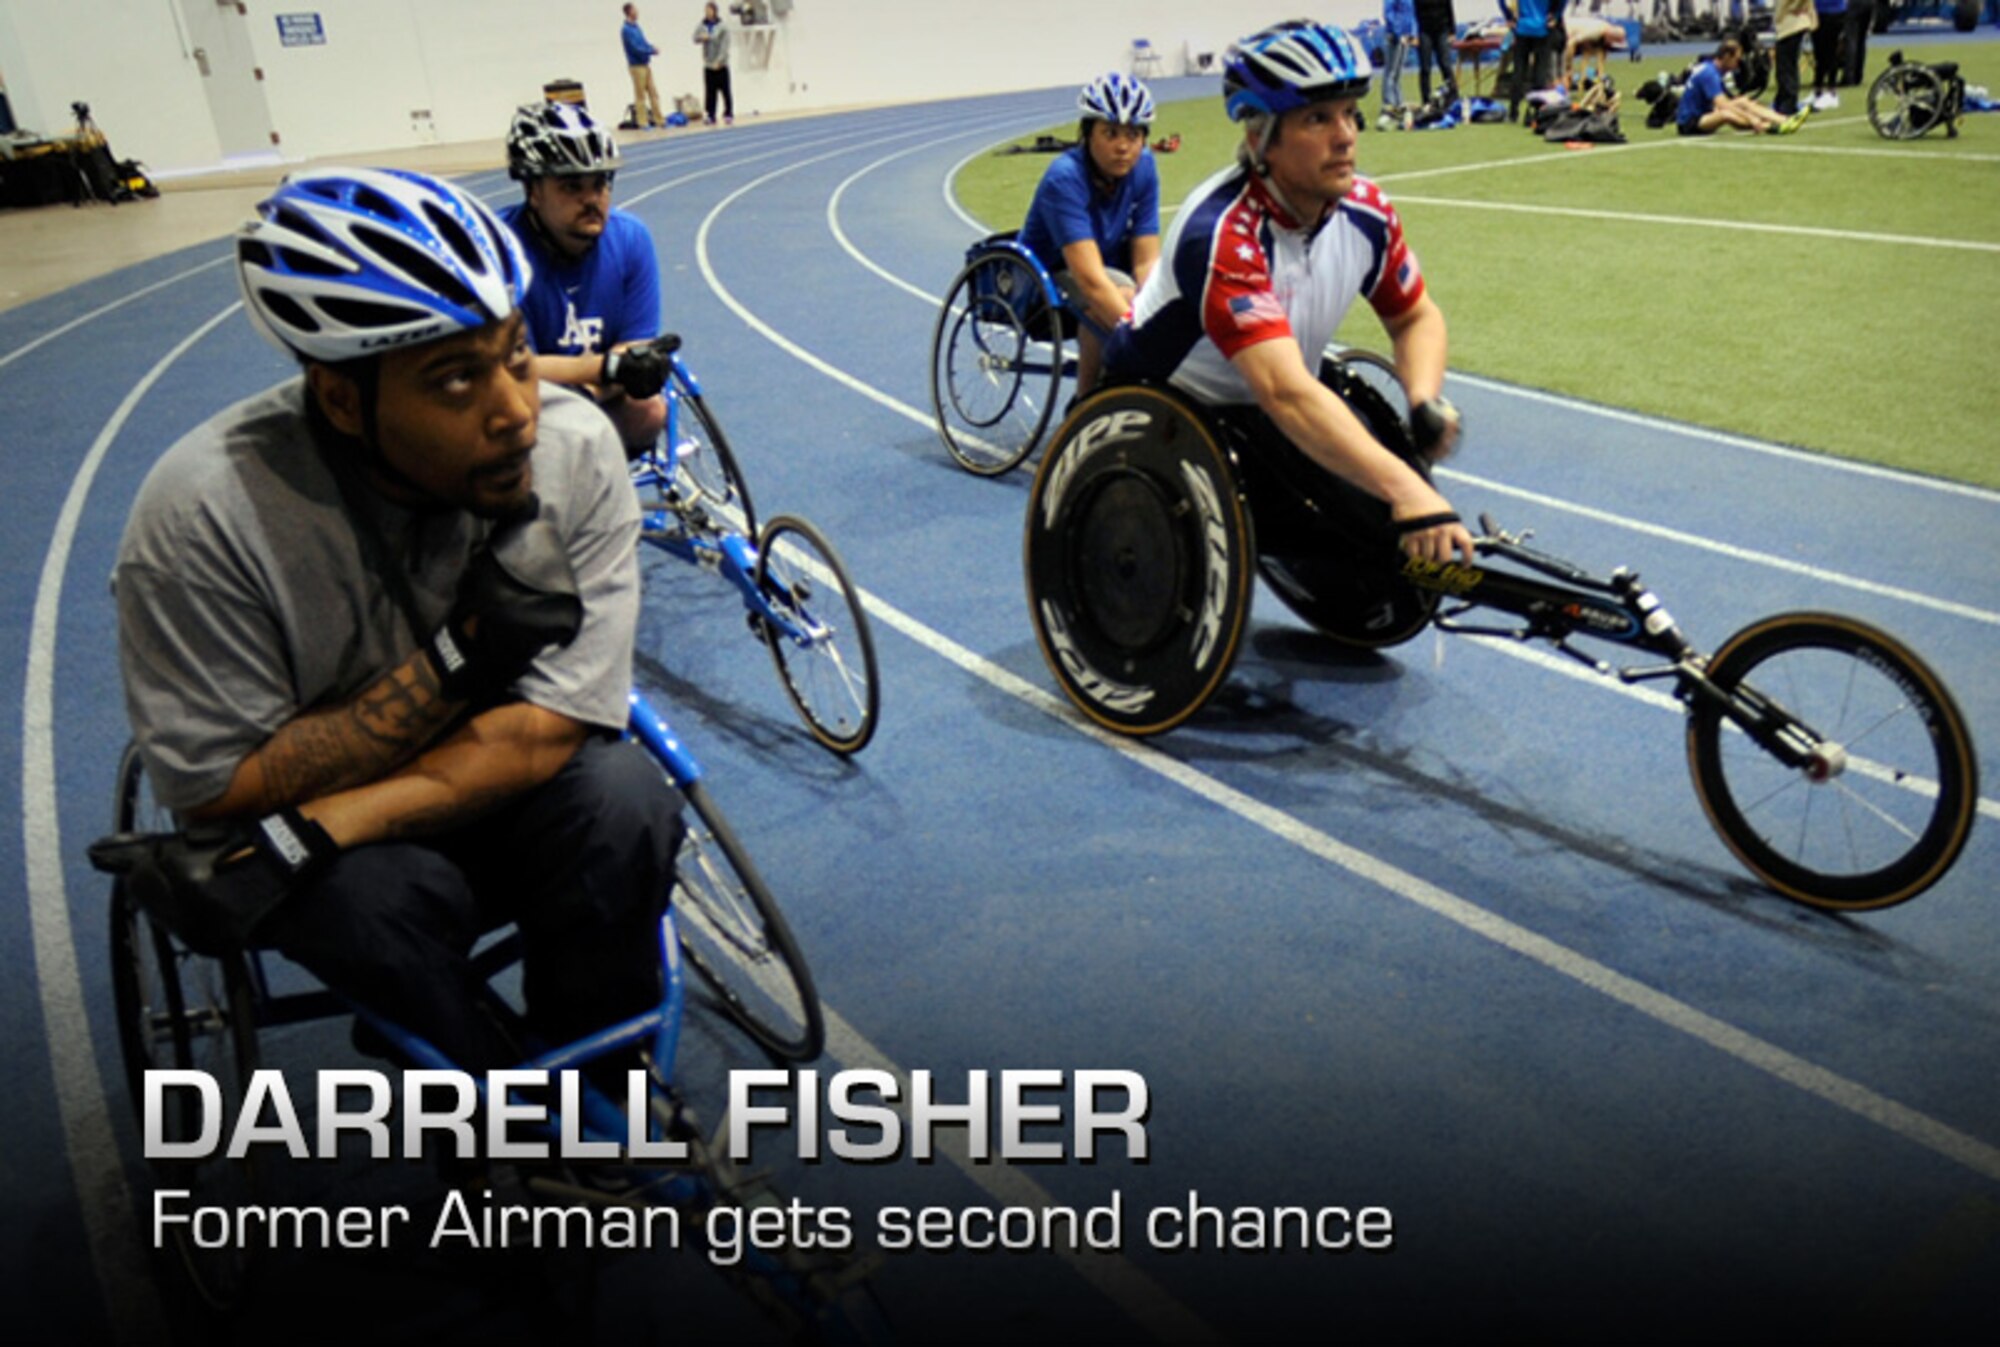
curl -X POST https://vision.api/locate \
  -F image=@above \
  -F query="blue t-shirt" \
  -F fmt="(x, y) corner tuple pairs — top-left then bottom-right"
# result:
(1017, 146), (1161, 279)
(1505, 0), (1552, 39)
(1677, 61), (1726, 129)
(500, 204), (662, 359)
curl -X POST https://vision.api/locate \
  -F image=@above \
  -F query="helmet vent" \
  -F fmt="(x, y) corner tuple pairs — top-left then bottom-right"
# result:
(320, 296), (427, 331)
(258, 290), (320, 334)
(355, 224), (479, 313)
(422, 202), (486, 277)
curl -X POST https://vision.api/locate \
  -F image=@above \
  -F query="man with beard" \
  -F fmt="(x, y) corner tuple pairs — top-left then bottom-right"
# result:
(501, 101), (669, 456)
(110, 167), (682, 1072)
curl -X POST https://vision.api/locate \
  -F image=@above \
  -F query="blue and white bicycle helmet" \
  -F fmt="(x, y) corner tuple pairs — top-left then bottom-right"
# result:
(236, 167), (533, 363)
(506, 101), (621, 180)
(1223, 20), (1374, 122)
(1078, 71), (1155, 127)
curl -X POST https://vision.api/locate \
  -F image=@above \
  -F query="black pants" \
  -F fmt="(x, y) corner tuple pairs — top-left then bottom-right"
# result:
(1841, 3), (1874, 87)
(704, 65), (734, 122)
(1210, 404), (1404, 564)
(258, 735), (684, 1071)
(1810, 20), (1842, 94)
(1508, 33), (1552, 118)
(1775, 31), (1805, 114)
(1416, 24), (1457, 103)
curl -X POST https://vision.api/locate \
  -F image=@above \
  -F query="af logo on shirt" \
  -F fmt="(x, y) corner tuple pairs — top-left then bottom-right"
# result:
(558, 303), (605, 355)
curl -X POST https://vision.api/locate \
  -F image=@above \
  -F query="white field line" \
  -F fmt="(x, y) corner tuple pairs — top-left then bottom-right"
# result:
(25, 304), (242, 1343)
(700, 140), (2000, 1209)
(1392, 192), (2000, 252)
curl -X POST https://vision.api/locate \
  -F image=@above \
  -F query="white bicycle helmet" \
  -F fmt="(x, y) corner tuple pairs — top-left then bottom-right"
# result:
(1078, 71), (1156, 126)
(506, 101), (621, 180)
(236, 167), (533, 363)
(1223, 21), (1374, 122)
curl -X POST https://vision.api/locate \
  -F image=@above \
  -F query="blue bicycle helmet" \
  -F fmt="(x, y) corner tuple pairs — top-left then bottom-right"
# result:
(1078, 71), (1156, 126)
(236, 167), (533, 363)
(1223, 20), (1374, 122)
(507, 101), (621, 181)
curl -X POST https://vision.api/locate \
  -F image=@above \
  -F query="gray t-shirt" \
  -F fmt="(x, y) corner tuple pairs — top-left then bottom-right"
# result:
(114, 378), (641, 813)
(695, 18), (730, 69)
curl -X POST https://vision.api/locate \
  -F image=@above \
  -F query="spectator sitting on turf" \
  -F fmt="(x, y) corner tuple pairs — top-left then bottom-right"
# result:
(1676, 39), (1805, 136)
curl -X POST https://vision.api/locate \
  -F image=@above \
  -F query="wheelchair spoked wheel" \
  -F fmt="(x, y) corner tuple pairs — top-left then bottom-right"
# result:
(1686, 613), (1979, 911)
(753, 515), (880, 755)
(672, 779), (826, 1061)
(1025, 385), (1255, 736)
(107, 743), (264, 1311)
(929, 252), (1064, 476)
(672, 391), (757, 539)
(1868, 63), (1950, 140)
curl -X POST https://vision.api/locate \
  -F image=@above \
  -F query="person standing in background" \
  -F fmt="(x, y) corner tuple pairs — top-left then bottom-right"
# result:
(622, 4), (665, 130)
(1809, 0), (1846, 110)
(1380, 0), (1418, 128)
(694, 3), (735, 127)
(1840, 0), (1875, 89)
(1772, 0), (1817, 116)
(1500, 0), (1554, 123)
(1413, 0), (1459, 107)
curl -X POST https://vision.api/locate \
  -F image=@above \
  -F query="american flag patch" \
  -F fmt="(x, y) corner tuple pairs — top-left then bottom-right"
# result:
(1227, 293), (1285, 327)
(1396, 258), (1418, 288)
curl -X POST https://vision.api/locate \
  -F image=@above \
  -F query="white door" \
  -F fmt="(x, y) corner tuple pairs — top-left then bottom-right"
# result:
(178, 0), (276, 160)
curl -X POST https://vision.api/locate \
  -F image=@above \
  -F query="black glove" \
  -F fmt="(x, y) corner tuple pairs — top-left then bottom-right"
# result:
(1411, 396), (1462, 459)
(89, 809), (337, 955)
(601, 344), (668, 400)
(426, 503), (584, 703)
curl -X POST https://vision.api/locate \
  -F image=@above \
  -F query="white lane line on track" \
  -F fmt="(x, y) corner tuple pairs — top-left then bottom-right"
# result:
(0, 255), (231, 373)
(695, 123), (1224, 1347)
(1693, 140), (2000, 163)
(25, 302), (240, 1344)
(698, 130), (2000, 1218)
(1437, 467), (2000, 628)
(1392, 193), (2000, 252)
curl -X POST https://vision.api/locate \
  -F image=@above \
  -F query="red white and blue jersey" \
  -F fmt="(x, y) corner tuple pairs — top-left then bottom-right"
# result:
(1104, 164), (1426, 406)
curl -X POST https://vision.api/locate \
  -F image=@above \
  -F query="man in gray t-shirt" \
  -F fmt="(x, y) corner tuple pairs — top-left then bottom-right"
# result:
(109, 168), (682, 1071)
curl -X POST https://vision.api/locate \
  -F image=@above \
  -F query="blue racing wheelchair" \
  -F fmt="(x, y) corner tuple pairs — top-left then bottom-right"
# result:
(90, 693), (871, 1332)
(928, 233), (1080, 477)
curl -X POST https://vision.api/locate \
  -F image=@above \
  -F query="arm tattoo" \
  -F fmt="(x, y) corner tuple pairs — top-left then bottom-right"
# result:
(250, 653), (460, 811)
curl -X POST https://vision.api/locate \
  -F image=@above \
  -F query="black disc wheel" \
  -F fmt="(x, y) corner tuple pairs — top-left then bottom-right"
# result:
(930, 253), (1064, 476)
(753, 515), (880, 755)
(672, 779), (825, 1061)
(108, 743), (264, 1310)
(1025, 384), (1255, 736)
(1687, 613), (1978, 910)
(669, 389), (757, 538)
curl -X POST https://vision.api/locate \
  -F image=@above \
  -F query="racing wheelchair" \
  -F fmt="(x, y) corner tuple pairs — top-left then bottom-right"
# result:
(627, 335), (881, 754)
(1867, 51), (1967, 141)
(1023, 354), (1978, 912)
(928, 233), (1080, 477)
(88, 694), (873, 1333)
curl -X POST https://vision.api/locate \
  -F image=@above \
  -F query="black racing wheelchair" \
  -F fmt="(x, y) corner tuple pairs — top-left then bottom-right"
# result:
(1868, 51), (1967, 140)
(928, 233), (1079, 477)
(1023, 354), (1978, 912)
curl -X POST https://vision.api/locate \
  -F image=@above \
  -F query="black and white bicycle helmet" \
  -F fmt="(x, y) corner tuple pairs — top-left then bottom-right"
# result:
(1078, 72), (1156, 127)
(236, 167), (533, 363)
(506, 101), (621, 181)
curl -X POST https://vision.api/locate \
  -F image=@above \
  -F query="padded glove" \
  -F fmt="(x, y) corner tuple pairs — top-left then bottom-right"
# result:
(89, 809), (337, 955)
(425, 502), (584, 703)
(601, 344), (668, 400)
(1411, 396), (1462, 459)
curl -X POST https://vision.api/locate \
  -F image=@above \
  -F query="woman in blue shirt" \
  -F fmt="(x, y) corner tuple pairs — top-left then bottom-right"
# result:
(1017, 73), (1161, 396)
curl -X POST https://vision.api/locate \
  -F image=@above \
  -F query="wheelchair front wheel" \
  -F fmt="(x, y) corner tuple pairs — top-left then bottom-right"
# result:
(1868, 63), (1948, 140)
(1687, 613), (1978, 910)
(672, 779), (826, 1061)
(754, 515), (880, 755)
(929, 254), (1064, 476)
(109, 743), (264, 1310)
(672, 391), (757, 539)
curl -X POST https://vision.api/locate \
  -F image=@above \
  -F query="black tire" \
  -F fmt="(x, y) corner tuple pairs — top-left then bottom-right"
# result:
(753, 515), (880, 755)
(1025, 384), (1255, 737)
(108, 742), (263, 1311)
(672, 779), (825, 1061)
(671, 389), (757, 539)
(1687, 613), (1978, 911)
(1252, 351), (1439, 649)
(1868, 62), (1946, 139)
(930, 252), (1064, 476)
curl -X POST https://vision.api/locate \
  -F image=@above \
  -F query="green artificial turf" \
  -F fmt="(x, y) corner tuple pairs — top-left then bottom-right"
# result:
(954, 43), (2000, 488)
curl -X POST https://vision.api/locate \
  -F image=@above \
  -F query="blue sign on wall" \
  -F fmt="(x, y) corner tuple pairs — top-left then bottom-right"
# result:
(276, 13), (326, 47)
